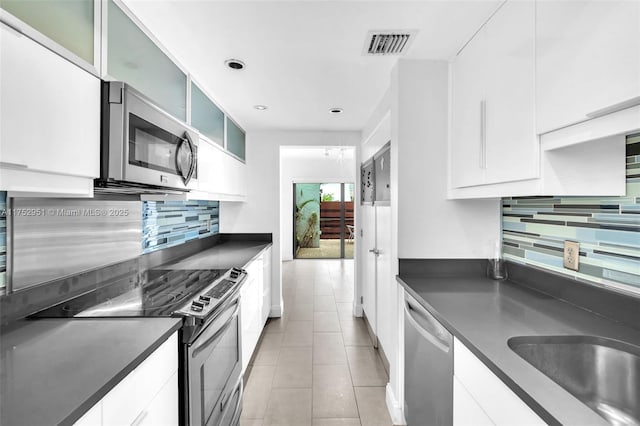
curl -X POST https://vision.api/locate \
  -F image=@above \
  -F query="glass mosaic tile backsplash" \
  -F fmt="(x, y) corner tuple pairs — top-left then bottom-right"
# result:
(502, 133), (640, 291)
(0, 191), (6, 292)
(142, 200), (219, 254)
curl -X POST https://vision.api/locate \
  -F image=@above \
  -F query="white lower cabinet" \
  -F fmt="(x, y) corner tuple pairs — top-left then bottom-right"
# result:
(73, 402), (102, 426)
(453, 337), (545, 426)
(135, 372), (179, 426)
(453, 376), (494, 426)
(240, 248), (273, 373)
(240, 266), (262, 374)
(262, 247), (272, 325)
(73, 332), (178, 426)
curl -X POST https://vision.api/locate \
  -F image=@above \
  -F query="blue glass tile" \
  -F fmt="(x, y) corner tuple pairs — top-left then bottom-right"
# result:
(142, 199), (219, 254)
(502, 134), (640, 289)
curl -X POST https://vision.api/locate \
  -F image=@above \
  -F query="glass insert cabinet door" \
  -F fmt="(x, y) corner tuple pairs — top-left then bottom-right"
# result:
(191, 82), (225, 147)
(226, 117), (246, 161)
(0, 0), (95, 64)
(107, 0), (187, 121)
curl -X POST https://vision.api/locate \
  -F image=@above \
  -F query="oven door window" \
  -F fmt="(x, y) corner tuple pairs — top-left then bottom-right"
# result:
(188, 302), (240, 426)
(128, 113), (184, 176)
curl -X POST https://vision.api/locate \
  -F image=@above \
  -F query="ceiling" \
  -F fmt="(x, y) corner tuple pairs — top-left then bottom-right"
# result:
(124, 0), (501, 132)
(281, 146), (355, 161)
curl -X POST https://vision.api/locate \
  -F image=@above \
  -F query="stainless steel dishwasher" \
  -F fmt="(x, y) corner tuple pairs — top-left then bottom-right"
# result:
(404, 291), (453, 426)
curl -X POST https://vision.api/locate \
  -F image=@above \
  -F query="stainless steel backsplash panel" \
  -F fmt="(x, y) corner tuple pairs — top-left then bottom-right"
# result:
(11, 199), (142, 291)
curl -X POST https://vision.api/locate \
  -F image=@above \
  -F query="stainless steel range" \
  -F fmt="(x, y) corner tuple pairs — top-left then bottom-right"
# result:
(32, 266), (248, 426)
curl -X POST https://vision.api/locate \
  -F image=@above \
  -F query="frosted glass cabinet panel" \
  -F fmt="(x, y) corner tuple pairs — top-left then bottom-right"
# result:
(226, 117), (246, 161)
(0, 0), (94, 64)
(107, 0), (186, 121)
(191, 83), (224, 146)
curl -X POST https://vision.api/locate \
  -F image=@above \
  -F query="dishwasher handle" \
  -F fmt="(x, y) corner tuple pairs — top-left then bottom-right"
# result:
(404, 297), (451, 354)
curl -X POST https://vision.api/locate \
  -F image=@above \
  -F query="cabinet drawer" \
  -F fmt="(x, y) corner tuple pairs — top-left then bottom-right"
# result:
(73, 401), (102, 426)
(136, 371), (179, 426)
(102, 332), (178, 425)
(453, 376), (494, 426)
(454, 338), (544, 425)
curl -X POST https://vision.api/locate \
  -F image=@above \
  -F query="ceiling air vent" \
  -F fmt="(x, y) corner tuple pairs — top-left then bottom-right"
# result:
(364, 31), (416, 55)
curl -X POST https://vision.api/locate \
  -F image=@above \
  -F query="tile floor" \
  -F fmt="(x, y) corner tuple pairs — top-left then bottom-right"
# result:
(241, 259), (394, 426)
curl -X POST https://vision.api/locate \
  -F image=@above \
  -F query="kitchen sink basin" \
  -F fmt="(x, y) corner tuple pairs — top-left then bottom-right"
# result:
(508, 335), (640, 426)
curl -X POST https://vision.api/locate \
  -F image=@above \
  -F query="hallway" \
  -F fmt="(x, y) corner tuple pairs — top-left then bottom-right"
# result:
(241, 259), (393, 426)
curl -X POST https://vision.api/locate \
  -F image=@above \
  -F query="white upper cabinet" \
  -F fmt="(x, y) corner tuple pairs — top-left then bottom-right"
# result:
(450, 0), (538, 190)
(536, 0), (640, 134)
(484, 0), (537, 185)
(192, 136), (247, 201)
(451, 21), (487, 188)
(0, 22), (99, 197)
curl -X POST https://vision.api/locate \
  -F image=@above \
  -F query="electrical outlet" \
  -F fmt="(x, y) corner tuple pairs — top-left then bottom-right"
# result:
(563, 241), (580, 271)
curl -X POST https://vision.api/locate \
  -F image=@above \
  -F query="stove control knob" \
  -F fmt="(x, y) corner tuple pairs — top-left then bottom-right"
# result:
(230, 271), (239, 279)
(191, 301), (205, 312)
(232, 267), (245, 274)
(199, 295), (212, 305)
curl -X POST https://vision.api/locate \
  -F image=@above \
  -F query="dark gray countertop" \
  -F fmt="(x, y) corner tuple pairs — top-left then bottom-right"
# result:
(0, 317), (182, 426)
(398, 274), (640, 426)
(161, 241), (271, 270)
(0, 238), (272, 426)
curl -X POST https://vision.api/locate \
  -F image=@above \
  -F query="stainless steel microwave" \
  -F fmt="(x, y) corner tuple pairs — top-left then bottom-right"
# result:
(97, 81), (198, 193)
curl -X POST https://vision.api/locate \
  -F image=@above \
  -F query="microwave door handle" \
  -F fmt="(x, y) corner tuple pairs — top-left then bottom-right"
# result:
(176, 134), (195, 185)
(184, 132), (196, 184)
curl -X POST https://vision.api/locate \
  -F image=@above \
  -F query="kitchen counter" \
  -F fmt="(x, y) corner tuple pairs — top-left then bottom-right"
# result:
(160, 240), (271, 270)
(0, 234), (272, 426)
(0, 317), (182, 426)
(398, 264), (640, 426)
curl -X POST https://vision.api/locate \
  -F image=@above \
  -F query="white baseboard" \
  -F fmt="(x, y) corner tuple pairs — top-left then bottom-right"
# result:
(386, 383), (406, 425)
(353, 302), (363, 317)
(270, 304), (283, 317)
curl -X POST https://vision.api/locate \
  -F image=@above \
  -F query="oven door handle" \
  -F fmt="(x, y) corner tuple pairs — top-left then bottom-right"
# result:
(228, 380), (243, 423)
(231, 379), (243, 425)
(191, 302), (239, 358)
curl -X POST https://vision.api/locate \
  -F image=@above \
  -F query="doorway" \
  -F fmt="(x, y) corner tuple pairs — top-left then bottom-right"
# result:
(294, 182), (354, 259)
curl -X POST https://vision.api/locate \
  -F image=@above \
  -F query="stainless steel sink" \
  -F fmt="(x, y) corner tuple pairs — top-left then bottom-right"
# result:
(508, 335), (640, 426)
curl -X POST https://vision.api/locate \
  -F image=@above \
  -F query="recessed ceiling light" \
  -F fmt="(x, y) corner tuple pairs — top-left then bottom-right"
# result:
(225, 59), (245, 70)
(329, 108), (343, 114)
(254, 105), (268, 111)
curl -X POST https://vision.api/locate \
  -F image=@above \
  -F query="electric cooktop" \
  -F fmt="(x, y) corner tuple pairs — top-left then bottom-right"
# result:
(31, 269), (228, 318)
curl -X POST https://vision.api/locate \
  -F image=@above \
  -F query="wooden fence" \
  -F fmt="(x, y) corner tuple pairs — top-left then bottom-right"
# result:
(319, 201), (354, 239)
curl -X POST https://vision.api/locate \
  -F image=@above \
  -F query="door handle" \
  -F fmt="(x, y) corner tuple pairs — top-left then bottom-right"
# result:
(369, 248), (381, 256)
(0, 161), (28, 169)
(586, 96), (640, 119)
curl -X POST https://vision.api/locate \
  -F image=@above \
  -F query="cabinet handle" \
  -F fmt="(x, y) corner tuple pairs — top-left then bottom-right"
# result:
(130, 410), (148, 426)
(0, 161), (28, 169)
(586, 96), (640, 119)
(480, 100), (487, 170)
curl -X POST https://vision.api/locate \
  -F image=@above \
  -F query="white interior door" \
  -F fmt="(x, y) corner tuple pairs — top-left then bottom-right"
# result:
(374, 206), (392, 352)
(361, 205), (377, 336)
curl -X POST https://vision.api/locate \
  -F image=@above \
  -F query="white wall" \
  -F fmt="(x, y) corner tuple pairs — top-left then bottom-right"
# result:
(220, 130), (360, 316)
(280, 147), (356, 261)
